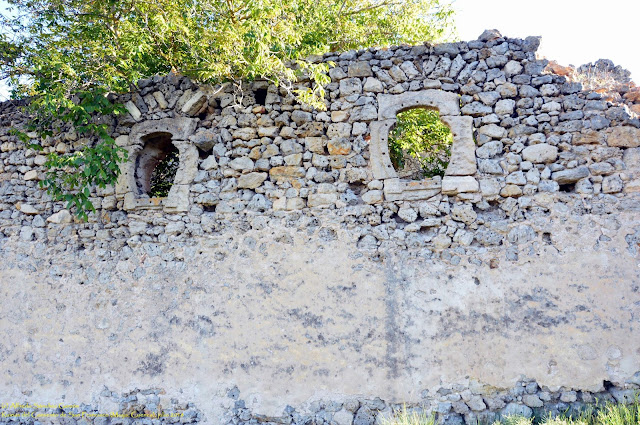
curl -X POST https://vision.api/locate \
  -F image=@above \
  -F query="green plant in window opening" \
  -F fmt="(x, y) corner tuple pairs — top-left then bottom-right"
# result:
(149, 148), (179, 198)
(388, 108), (453, 179)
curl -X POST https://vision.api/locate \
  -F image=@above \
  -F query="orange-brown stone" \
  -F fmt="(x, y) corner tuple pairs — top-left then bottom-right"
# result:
(269, 166), (306, 183)
(327, 139), (351, 155)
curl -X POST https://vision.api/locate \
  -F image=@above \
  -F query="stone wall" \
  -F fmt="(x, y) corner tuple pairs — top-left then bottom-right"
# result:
(0, 29), (639, 425)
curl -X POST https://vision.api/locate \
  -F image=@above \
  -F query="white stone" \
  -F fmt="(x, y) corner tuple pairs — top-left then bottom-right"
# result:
(478, 124), (507, 139)
(115, 135), (130, 147)
(327, 123), (352, 139)
(229, 157), (255, 172)
(432, 234), (452, 249)
(451, 204), (477, 224)
(181, 90), (207, 116)
(522, 143), (558, 163)
(333, 409), (353, 425)
(17, 203), (38, 215)
(124, 101), (142, 121)
(495, 99), (516, 115)
(286, 198), (305, 210)
(398, 207), (418, 223)
(378, 90), (460, 119)
(504, 60), (523, 77)
(201, 155), (218, 170)
(47, 210), (72, 224)
(165, 221), (186, 235)
(307, 193), (337, 208)
(23, 170), (38, 181)
(19, 226), (33, 241)
(442, 176), (479, 195)
(174, 145), (199, 184)
(237, 172), (268, 189)
(362, 190), (383, 204)
(363, 78), (384, 93)
(602, 175), (623, 193)
(480, 179), (501, 199)
(163, 184), (190, 212)
(153, 91), (168, 109)
(442, 116), (477, 176)
(339, 78), (362, 96)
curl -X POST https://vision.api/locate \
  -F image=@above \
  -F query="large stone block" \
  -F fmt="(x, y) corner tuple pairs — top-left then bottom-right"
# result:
(607, 126), (640, 148)
(552, 166), (590, 184)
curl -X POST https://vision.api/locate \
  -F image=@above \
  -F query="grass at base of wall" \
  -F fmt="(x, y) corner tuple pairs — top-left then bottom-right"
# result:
(381, 400), (640, 425)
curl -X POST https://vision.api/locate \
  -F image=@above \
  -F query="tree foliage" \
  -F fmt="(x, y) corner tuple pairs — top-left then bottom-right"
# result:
(0, 0), (455, 218)
(388, 108), (453, 178)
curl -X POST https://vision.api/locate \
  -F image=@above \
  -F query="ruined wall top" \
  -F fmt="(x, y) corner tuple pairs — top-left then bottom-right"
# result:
(0, 30), (638, 261)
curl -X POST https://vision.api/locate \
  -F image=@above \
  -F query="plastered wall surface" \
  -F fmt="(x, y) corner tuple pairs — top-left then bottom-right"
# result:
(1, 29), (640, 424)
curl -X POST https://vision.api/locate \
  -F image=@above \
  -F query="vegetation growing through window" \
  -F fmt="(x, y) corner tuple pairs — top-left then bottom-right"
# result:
(388, 108), (453, 180)
(149, 148), (179, 198)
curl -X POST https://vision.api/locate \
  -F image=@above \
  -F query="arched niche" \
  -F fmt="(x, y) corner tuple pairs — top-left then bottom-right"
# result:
(115, 117), (198, 212)
(370, 91), (479, 201)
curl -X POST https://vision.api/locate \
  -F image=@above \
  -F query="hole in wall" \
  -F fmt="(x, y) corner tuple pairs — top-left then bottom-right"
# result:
(559, 183), (576, 193)
(135, 132), (179, 198)
(388, 108), (452, 180)
(254, 88), (268, 106)
(198, 148), (209, 160)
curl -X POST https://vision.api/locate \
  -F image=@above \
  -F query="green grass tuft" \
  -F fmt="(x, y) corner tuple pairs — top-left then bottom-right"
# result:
(381, 399), (640, 425)
(381, 405), (436, 425)
(490, 399), (640, 425)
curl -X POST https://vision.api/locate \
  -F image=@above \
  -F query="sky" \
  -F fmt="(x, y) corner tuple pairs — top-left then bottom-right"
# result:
(449, 0), (638, 81)
(0, 0), (638, 100)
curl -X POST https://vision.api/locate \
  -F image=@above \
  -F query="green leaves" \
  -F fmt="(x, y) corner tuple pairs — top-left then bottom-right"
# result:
(388, 108), (453, 179)
(39, 135), (128, 221)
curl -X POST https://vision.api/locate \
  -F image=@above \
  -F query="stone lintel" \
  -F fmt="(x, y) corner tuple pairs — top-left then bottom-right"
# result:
(129, 117), (198, 146)
(377, 90), (460, 120)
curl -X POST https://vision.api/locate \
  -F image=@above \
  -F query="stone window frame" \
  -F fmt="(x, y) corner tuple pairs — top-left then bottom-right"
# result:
(370, 90), (478, 201)
(115, 117), (198, 212)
